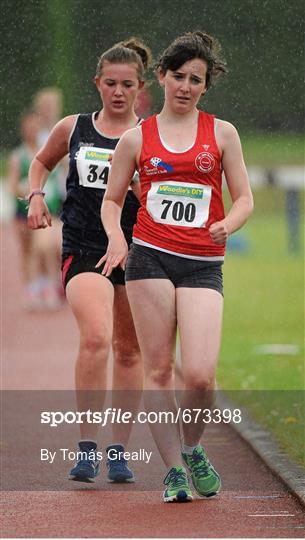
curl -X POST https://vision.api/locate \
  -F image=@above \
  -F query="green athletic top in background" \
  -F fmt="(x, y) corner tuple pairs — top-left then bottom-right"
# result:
(15, 144), (63, 217)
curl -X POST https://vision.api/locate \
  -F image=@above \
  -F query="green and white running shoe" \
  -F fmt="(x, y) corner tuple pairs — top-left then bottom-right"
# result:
(163, 466), (193, 502)
(182, 444), (221, 497)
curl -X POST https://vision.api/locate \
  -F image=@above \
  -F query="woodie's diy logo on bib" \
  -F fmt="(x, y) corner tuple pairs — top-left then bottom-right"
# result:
(147, 180), (212, 228)
(157, 184), (203, 199)
(85, 150), (112, 162)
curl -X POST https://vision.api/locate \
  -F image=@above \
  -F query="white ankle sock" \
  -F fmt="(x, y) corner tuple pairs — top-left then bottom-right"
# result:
(182, 443), (199, 455)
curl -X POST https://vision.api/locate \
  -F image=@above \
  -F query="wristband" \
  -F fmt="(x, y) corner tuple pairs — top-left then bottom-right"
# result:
(26, 190), (46, 203)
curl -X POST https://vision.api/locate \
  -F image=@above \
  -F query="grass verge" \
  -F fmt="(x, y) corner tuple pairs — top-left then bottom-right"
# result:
(218, 188), (304, 465)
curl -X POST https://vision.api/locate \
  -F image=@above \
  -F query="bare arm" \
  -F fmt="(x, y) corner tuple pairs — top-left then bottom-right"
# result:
(27, 115), (76, 229)
(98, 126), (142, 275)
(211, 120), (254, 244)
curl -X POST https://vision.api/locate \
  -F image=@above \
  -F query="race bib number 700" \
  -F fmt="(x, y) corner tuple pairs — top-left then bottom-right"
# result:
(146, 180), (212, 228)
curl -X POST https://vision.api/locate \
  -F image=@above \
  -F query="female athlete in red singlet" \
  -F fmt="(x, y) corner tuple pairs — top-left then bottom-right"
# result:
(99, 31), (253, 502)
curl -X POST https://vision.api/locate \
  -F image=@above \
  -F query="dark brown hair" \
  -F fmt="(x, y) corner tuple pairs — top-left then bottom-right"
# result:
(156, 31), (227, 90)
(96, 38), (152, 81)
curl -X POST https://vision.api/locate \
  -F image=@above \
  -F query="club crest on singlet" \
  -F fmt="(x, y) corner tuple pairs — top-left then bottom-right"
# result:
(143, 157), (174, 176)
(195, 151), (215, 173)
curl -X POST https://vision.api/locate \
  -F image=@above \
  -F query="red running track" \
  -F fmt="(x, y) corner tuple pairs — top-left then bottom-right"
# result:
(2, 224), (305, 538)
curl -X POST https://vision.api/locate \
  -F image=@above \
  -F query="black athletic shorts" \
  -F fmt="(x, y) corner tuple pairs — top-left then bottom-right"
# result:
(125, 243), (223, 295)
(61, 253), (125, 289)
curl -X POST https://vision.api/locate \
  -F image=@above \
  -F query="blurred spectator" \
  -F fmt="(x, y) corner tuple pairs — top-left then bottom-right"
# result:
(7, 111), (62, 310)
(33, 87), (66, 197)
(33, 87), (63, 146)
(32, 87), (67, 303)
(135, 86), (153, 118)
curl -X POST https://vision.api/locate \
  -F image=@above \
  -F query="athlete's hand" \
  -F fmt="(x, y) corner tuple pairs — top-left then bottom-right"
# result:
(95, 232), (128, 277)
(27, 196), (52, 229)
(209, 220), (229, 244)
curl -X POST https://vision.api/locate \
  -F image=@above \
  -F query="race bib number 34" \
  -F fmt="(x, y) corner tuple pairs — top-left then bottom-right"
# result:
(147, 180), (212, 228)
(76, 146), (113, 189)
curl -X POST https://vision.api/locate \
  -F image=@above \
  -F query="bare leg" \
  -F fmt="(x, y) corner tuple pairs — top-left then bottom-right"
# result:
(14, 219), (35, 284)
(32, 223), (61, 281)
(111, 285), (142, 446)
(127, 279), (183, 469)
(177, 288), (223, 446)
(14, 219), (43, 310)
(66, 273), (114, 441)
(31, 224), (62, 308)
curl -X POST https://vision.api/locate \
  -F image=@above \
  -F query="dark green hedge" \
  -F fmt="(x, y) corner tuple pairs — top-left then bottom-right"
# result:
(1, 0), (304, 148)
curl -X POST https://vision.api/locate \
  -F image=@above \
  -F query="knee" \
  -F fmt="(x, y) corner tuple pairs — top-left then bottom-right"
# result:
(114, 351), (141, 369)
(146, 362), (174, 388)
(113, 335), (140, 369)
(183, 371), (215, 391)
(78, 332), (111, 379)
(80, 330), (111, 357)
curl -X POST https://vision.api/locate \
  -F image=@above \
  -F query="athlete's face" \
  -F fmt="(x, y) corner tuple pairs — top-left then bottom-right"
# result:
(95, 62), (143, 115)
(158, 59), (207, 113)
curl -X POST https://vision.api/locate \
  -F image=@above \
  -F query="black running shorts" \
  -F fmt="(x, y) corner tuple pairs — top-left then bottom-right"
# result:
(62, 253), (125, 289)
(125, 243), (223, 295)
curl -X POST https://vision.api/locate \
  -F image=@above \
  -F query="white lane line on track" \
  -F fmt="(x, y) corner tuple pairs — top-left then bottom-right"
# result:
(248, 514), (295, 517)
(234, 495), (282, 499)
(250, 510), (293, 513)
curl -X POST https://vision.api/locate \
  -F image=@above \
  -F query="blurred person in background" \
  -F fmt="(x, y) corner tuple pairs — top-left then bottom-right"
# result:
(33, 87), (64, 147)
(7, 110), (63, 310)
(27, 39), (152, 483)
(135, 85), (153, 118)
(32, 87), (66, 306)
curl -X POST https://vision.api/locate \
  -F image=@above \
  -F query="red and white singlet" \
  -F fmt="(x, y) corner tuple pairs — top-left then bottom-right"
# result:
(133, 112), (225, 260)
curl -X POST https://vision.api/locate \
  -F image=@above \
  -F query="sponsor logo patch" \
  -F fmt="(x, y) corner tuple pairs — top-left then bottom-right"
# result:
(156, 184), (203, 199)
(85, 150), (112, 162)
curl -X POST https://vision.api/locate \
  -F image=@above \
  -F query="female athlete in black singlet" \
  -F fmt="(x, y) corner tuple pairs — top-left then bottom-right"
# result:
(27, 39), (152, 483)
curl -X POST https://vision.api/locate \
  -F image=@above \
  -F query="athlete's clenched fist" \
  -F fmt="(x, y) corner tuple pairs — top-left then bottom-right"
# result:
(209, 220), (229, 244)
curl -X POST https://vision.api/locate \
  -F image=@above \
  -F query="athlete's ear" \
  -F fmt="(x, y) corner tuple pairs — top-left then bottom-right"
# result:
(157, 69), (166, 87)
(94, 76), (101, 91)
